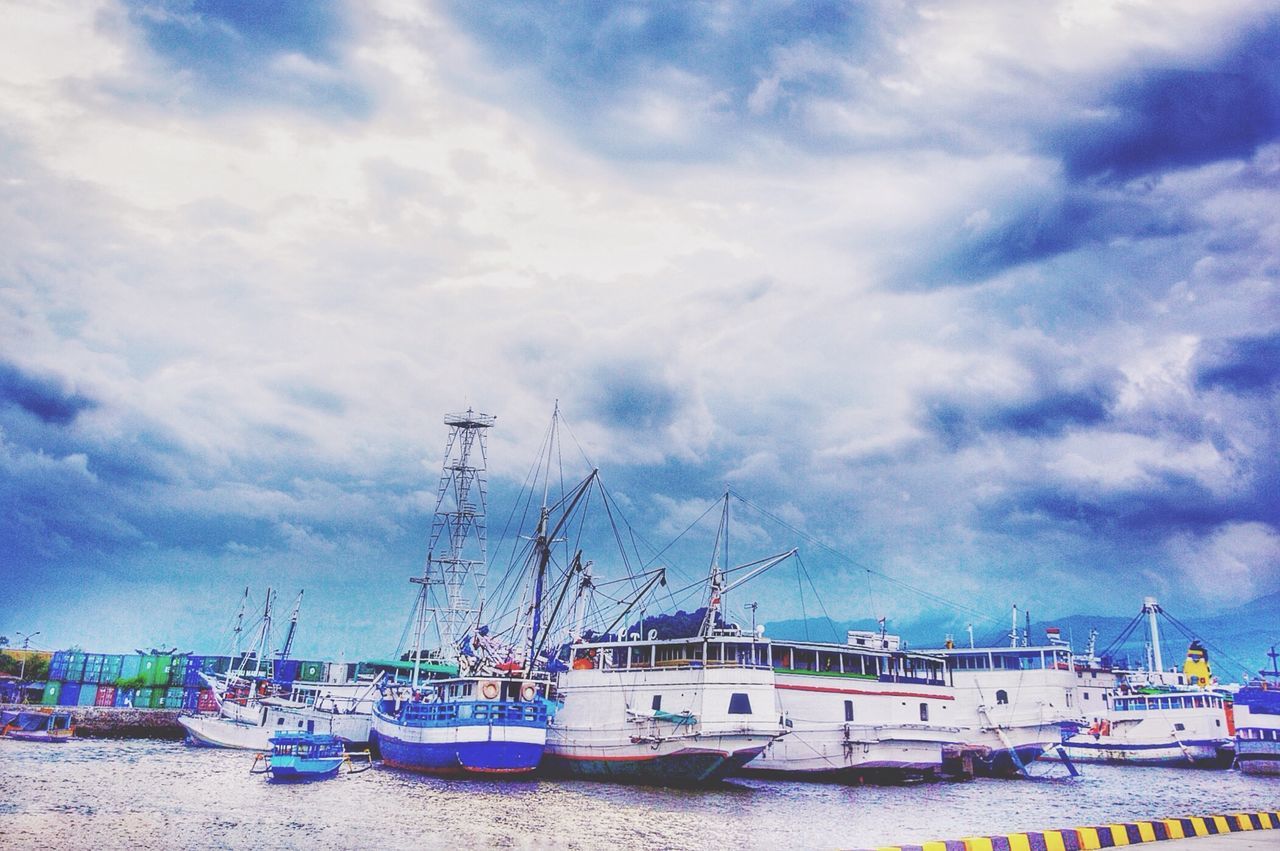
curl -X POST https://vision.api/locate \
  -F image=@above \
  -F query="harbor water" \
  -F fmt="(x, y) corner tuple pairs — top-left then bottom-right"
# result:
(1, 740), (1277, 849)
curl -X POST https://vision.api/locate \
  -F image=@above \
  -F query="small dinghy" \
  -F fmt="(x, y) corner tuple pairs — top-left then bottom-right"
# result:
(251, 732), (370, 781)
(0, 709), (75, 743)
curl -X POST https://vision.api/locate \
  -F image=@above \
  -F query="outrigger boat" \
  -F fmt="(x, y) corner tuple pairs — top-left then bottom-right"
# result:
(0, 709), (75, 742)
(251, 732), (371, 780)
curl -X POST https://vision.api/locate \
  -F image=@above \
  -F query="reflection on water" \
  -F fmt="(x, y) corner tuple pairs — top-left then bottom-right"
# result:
(1, 739), (1276, 849)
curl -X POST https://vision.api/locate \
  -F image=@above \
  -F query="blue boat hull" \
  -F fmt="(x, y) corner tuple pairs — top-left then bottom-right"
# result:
(376, 730), (544, 775)
(268, 758), (344, 781)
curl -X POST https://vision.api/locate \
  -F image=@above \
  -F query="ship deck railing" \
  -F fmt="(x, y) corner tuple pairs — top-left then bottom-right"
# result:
(390, 699), (548, 729)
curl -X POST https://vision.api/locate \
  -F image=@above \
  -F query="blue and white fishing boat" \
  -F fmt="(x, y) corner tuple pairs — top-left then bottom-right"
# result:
(252, 732), (366, 780)
(1234, 646), (1280, 776)
(371, 410), (553, 776)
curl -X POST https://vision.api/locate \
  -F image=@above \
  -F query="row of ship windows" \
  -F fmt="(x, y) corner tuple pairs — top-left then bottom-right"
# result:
(1238, 728), (1280, 741)
(1111, 695), (1222, 712)
(647, 694), (936, 722)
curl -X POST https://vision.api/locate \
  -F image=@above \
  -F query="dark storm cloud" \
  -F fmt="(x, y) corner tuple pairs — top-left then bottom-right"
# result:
(0, 361), (96, 425)
(1193, 331), (1280, 396)
(1054, 19), (1280, 182)
(980, 471), (1250, 542)
(125, 0), (370, 115)
(919, 191), (1196, 288)
(921, 376), (1118, 449)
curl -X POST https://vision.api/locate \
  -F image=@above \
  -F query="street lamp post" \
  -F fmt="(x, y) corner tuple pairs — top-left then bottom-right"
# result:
(16, 631), (41, 700)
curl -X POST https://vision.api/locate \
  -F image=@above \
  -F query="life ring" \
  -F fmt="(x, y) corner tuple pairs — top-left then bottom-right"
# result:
(521, 684), (537, 701)
(481, 681), (499, 700)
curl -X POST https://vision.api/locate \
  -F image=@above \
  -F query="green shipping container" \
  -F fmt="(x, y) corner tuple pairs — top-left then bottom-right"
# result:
(77, 684), (98, 706)
(118, 654), (142, 684)
(135, 687), (153, 708)
(299, 661), (325, 682)
(139, 655), (172, 687)
(163, 687), (184, 709)
(168, 657), (189, 686)
(42, 682), (61, 705)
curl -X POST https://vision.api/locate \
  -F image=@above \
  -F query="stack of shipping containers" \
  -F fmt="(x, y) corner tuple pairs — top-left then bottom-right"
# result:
(41, 650), (236, 712)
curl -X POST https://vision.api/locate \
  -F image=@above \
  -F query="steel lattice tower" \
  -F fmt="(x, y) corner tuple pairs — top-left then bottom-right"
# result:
(422, 409), (495, 659)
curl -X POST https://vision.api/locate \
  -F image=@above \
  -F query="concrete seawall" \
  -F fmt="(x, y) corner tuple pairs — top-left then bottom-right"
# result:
(2, 703), (187, 740)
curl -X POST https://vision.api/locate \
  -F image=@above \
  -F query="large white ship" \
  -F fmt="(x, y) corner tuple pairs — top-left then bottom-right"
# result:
(930, 616), (1082, 776)
(544, 631), (784, 784)
(741, 631), (959, 782)
(1052, 599), (1234, 768)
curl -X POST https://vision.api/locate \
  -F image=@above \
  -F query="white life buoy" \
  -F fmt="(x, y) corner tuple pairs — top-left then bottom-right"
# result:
(521, 683), (537, 701)
(481, 681), (499, 700)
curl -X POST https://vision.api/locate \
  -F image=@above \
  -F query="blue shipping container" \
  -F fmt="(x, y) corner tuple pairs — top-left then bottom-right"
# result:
(58, 682), (82, 706)
(275, 660), (301, 683)
(184, 657), (206, 687)
(48, 650), (70, 681)
(103, 655), (124, 682)
(182, 687), (201, 711)
(114, 687), (137, 708)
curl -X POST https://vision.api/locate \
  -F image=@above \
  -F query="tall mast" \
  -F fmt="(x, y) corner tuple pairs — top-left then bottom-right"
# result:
(230, 586), (249, 662)
(1143, 596), (1164, 672)
(700, 492), (732, 638)
(527, 405), (558, 666)
(422, 409), (495, 662)
(278, 591), (303, 661)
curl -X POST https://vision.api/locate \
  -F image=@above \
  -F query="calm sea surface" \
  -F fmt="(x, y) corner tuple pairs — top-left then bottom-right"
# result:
(1, 739), (1277, 849)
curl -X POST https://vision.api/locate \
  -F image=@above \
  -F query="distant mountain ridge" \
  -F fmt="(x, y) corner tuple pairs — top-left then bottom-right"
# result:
(761, 590), (1280, 682)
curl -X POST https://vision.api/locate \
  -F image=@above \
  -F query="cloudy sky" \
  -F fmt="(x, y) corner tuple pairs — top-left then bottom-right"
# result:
(2, 1), (1277, 658)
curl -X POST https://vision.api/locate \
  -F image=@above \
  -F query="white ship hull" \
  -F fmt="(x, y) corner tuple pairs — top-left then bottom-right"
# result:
(742, 672), (958, 781)
(546, 657), (781, 785)
(180, 706), (373, 750)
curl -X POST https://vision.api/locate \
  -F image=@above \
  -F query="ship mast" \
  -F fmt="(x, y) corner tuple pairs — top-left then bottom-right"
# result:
(1143, 596), (1164, 672)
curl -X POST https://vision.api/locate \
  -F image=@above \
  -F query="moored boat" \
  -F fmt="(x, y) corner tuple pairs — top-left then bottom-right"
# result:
(1233, 646), (1280, 776)
(373, 675), (551, 775)
(179, 679), (381, 750)
(545, 631), (783, 784)
(930, 635), (1082, 777)
(1052, 599), (1234, 769)
(371, 410), (553, 777)
(742, 631), (957, 783)
(1, 709), (75, 742)
(252, 731), (354, 780)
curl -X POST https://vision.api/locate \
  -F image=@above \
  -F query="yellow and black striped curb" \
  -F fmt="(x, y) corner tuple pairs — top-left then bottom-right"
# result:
(858, 810), (1280, 850)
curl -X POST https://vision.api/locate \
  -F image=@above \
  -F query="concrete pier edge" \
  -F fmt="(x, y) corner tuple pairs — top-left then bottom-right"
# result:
(856, 810), (1280, 851)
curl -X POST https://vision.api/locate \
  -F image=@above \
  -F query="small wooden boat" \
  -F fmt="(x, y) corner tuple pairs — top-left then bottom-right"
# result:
(0, 709), (75, 742)
(251, 732), (370, 780)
